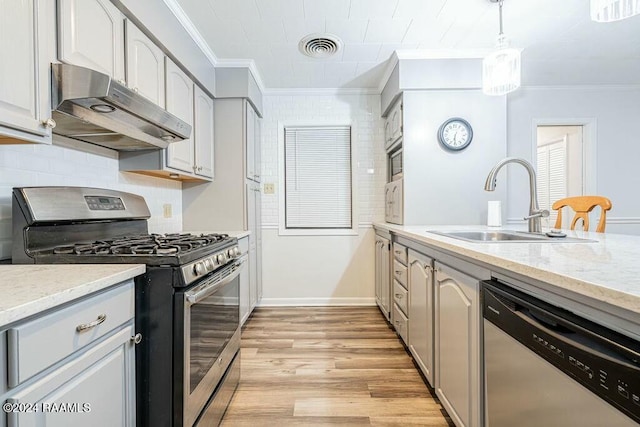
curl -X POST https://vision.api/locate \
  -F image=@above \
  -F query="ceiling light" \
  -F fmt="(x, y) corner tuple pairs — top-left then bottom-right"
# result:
(591, 0), (639, 22)
(299, 34), (343, 58)
(482, 0), (521, 96)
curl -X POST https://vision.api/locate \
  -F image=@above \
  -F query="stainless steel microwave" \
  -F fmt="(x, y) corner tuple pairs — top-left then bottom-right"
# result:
(389, 148), (403, 181)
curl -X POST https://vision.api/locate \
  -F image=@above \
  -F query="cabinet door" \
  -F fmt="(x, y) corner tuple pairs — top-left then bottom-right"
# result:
(6, 326), (135, 427)
(165, 58), (194, 173)
(254, 114), (261, 182)
(390, 100), (403, 142)
(391, 180), (403, 224)
(383, 120), (391, 149)
(380, 237), (391, 319)
(254, 185), (263, 301)
(58, 0), (125, 81)
(245, 104), (256, 181)
(384, 183), (393, 222)
(0, 0), (51, 139)
(408, 250), (434, 386)
(239, 254), (250, 326)
(193, 85), (214, 178)
(125, 20), (164, 107)
(435, 263), (481, 427)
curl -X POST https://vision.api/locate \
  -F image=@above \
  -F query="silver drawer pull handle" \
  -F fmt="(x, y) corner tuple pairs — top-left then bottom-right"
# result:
(395, 250), (402, 254)
(395, 270), (403, 274)
(395, 293), (403, 299)
(131, 333), (143, 344)
(76, 314), (107, 332)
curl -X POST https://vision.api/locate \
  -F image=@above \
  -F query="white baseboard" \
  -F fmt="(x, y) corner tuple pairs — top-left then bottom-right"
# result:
(259, 297), (376, 307)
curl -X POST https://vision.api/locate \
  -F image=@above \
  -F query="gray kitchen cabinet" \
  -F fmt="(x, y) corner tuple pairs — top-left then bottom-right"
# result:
(408, 249), (434, 387)
(247, 182), (262, 310)
(238, 236), (251, 326)
(383, 97), (402, 151)
(0, 0), (54, 145)
(245, 102), (262, 182)
(435, 261), (487, 427)
(384, 180), (403, 225)
(183, 98), (262, 311)
(374, 231), (391, 322)
(165, 58), (195, 174)
(121, 61), (213, 181)
(1, 281), (136, 427)
(193, 85), (214, 179)
(58, 0), (125, 82)
(125, 20), (165, 108)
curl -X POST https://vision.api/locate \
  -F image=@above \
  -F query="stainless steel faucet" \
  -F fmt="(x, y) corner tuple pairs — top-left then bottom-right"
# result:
(484, 157), (549, 233)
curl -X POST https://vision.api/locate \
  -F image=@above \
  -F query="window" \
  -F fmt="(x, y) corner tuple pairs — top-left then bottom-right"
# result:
(282, 125), (352, 231)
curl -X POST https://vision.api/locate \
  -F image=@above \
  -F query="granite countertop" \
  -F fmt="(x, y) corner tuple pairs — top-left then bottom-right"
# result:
(0, 264), (145, 329)
(374, 223), (640, 316)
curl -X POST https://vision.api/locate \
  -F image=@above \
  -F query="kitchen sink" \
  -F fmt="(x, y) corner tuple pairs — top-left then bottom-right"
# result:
(427, 230), (595, 243)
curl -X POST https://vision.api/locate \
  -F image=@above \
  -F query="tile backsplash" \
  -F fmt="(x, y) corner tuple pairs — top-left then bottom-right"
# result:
(0, 142), (182, 260)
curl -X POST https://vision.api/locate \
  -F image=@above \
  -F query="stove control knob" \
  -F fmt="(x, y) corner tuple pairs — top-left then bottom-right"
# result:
(203, 259), (213, 271)
(217, 254), (225, 264)
(233, 247), (241, 256)
(227, 248), (235, 258)
(193, 262), (205, 276)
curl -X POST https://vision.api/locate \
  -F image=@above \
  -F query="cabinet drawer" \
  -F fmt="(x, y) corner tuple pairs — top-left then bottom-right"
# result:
(393, 259), (407, 288)
(392, 243), (407, 264)
(393, 280), (408, 316)
(7, 281), (134, 387)
(393, 303), (408, 345)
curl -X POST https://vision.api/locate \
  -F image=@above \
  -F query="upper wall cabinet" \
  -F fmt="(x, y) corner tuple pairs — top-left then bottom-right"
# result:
(125, 20), (165, 107)
(165, 58), (195, 174)
(58, 0), (125, 81)
(193, 85), (214, 179)
(384, 97), (402, 151)
(0, 0), (54, 144)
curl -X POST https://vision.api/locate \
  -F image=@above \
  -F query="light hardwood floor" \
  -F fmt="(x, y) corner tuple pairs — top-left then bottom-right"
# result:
(221, 307), (454, 426)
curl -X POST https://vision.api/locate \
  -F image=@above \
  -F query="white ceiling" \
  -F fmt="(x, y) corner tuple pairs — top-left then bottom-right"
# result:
(175, 0), (640, 89)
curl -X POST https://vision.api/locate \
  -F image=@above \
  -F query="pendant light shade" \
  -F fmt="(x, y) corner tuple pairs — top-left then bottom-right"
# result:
(483, 0), (521, 96)
(591, 0), (640, 22)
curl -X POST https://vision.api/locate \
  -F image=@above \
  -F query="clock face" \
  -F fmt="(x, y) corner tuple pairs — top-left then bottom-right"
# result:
(438, 118), (473, 151)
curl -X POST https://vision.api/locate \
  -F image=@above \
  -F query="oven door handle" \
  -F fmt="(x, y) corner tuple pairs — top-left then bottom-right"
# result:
(185, 260), (244, 305)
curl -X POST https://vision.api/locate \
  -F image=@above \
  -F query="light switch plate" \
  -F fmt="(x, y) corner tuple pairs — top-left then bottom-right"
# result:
(264, 183), (275, 194)
(163, 204), (172, 218)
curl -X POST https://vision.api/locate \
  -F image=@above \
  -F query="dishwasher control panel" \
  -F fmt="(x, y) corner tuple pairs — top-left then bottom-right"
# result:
(483, 281), (640, 425)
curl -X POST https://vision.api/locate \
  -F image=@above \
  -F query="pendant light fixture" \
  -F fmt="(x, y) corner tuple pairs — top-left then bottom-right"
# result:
(591, 0), (639, 22)
(482, 0), (521, 96)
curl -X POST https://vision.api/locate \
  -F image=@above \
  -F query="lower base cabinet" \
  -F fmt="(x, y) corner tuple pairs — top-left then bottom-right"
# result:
(408, 249), (434, 387)
(1, 281), (137, 427)
(5, 326), (135, 427)
(374, 232), (391, 321)
(435, 261), (487, 427)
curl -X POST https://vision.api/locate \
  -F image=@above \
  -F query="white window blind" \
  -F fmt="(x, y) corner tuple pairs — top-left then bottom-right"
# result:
(537, 137), (567, 227)
(284, 126), (352, 229)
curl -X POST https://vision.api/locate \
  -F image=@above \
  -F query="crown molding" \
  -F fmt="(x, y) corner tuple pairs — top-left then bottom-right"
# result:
(521, 84), (640, 91)
(215, 59), (267, 93)
(161, 0), (219, 67)
(262, 87), (379, 96)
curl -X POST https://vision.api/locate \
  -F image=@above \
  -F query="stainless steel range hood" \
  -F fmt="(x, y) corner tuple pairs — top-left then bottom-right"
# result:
(51, 63), (191, 151)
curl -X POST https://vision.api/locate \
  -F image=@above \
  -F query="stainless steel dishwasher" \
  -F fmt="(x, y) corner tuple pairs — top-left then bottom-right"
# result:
(483, 280), (640, 427)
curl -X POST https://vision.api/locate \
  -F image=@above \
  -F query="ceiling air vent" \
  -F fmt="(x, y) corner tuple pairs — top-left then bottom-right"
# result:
(298, 34), (343, 58)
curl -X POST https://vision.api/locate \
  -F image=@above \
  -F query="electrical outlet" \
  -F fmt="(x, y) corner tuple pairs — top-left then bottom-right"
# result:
(163, 204), (172, 218)
(263, 183), (275, 194)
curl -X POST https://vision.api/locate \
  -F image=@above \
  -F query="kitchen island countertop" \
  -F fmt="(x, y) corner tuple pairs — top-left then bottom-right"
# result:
(375, 223), (640, 317)
(0, 264), (145, 329)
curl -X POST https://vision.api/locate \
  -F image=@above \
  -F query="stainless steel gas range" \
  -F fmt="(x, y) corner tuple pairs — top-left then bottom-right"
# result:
(11, 186), (243, 427)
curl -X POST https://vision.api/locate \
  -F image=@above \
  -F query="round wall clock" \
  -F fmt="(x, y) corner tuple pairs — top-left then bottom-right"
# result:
(437, 118), (473, 151)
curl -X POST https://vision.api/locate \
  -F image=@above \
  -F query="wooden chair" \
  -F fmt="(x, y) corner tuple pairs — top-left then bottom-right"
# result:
(552, 196), (612, 233)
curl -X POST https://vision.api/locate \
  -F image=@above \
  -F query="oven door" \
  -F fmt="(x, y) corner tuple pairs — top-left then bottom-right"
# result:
(182, 260), (243, 426)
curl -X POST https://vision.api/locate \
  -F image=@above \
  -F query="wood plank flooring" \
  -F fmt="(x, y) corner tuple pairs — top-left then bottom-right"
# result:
(221, 307), (454, 426)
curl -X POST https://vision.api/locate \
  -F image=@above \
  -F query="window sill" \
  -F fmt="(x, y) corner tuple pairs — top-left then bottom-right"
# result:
(278, 228), (359, 237)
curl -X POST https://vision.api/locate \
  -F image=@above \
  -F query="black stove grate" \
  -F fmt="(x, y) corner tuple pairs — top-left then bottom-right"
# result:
(49, 233), (230, 256)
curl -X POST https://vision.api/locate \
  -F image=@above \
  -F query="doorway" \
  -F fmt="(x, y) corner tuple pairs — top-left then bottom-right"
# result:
(536, 125), (584, 229)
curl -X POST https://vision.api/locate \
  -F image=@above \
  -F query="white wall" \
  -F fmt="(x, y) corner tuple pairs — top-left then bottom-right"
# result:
(507, 86), (640, 235)
(0, 143), (182, 260)
(260, 93), (386, 305)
